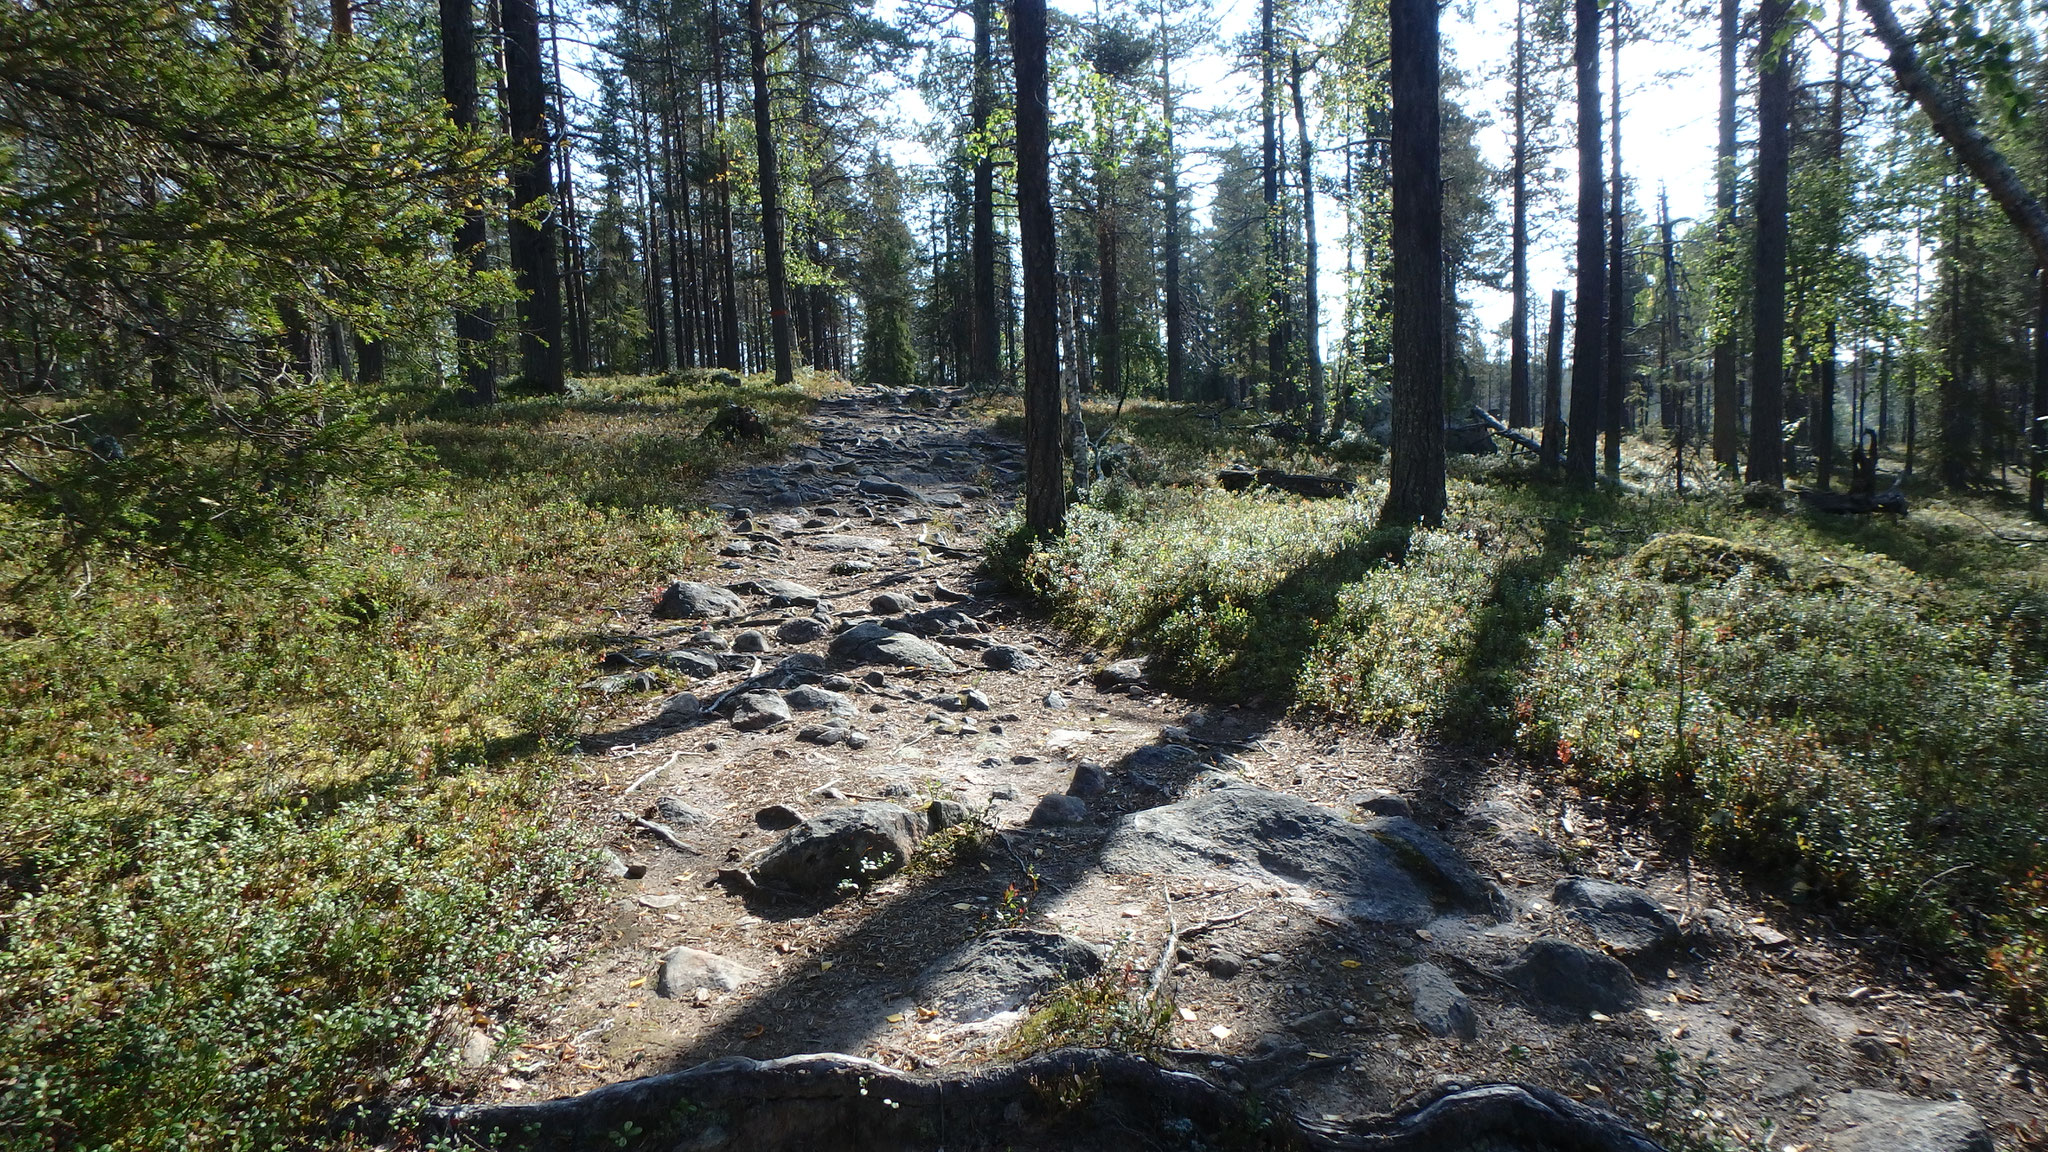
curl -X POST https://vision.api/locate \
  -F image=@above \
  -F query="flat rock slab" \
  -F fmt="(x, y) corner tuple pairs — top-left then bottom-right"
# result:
(1404, 962), (1478, 1039)
(732, 578), (824, 607)
(1098, 782), (1499, 926)
(655, 947), (759, 998)
(653, 581), (744, 619)
(730, 691), (792, 731)
(1553, 877), (1681, 959)
(828, 622), (957, 671)
(916, 930), (1103, 1022)
(1505, 937), (1639, 1015)
(784, 684), (856, 716)
(805, 534), (895, 554)
(1817, 1090), (1993, 1152)
(746, 802), (922, 896)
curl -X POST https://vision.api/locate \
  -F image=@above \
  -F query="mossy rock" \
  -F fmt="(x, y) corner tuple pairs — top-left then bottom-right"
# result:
(1632, 533), (1789, 583)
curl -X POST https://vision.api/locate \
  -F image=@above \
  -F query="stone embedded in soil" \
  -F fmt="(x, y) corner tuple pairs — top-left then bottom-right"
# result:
(1352, 790), (1413, 818)
(915, 930), (1103, 1022)
(655, 946), (761, 998)
(654, 796), (709, 826)
(1204, 953), (1245, 979)
(828, 622), (957, 671)
(784, 684), (855, 717)
(1505, 937), (1640, 1015)
(1816, 1090), (1993, 1152)
(1403, 962), (1478, 1039)
(1092, 658), (1148, 688)
(746, 802), (923, 895)
(806, 534), (895, 554)
(1043, 691), (1070, 709)
(925, 799), (973, 831)
(829, 559), (875, 575)
(657, 693), (702, 721)
(654, 649), (722, 678)
(982, 645), (1040, 671)
(777, 617), (829, 644)
(1098, 782), (1500, 927)
(755, 804), (805, 830)
(1122, 744), (1199, 774)
(732, 629), (769, 653)
(1553, 877), (1682, 959)
(653, 581), (745, 620)
(730, 691), (793, 731)
(857, 476), (924, 500)
(1028, 793), (1090, 826)
(733, 578), (823, 607)
(869, 593), (913, 615)
(1066, 763), (1108, 797)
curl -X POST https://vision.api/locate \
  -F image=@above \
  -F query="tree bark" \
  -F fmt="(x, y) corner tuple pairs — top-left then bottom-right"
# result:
(503, 0), (564, 392)
(1710, 0), (1740, 466)
(1747, 0), (1792, 487)
(2033, 269), (2046, 519)
(441, 0), (496, 402)
(1509, 0), (1531, 428)
(1261, 0), (1290, 412)
(1159, 0), (1184, 403)
(1542, 288), (1566, 468)
(1603, 0), (1625, 484)
(1291, 50), (1326, 440)
(1013, 0), (1065, 539)
(747, 0), (794, 384)
(970, 0), (1001, 390)
(1565, 0), (1604, 485)
(1379, 0), (1445, 529)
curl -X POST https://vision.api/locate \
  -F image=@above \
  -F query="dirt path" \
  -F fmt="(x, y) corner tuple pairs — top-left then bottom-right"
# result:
(452, 383), (2042, 1150)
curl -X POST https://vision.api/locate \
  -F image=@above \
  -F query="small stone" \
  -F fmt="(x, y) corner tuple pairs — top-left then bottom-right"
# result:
(1817, 1090), (1993, 1152)
(733, 578), (823, 607)
(990, 785), (1019, 801)
(658, 692), (702, 721)
(1028, 793), (1089, 826)
(1505, 937), (1639, 1015)
(1092, 658), (1148, 688)
(784, 684), (856, 717)
(1553, 877), (1682, 959)
(829, 559), (875, 576)
(1204, 954), (1244, 978)
(844, 731), (871, 749)
(1067, 762), (1109, 797)
(732, 629), (769, 653)
(1285, 1009), (1343, 1032)
(655, 796), (709, 826)
(653, 581), (744, 620)
(777, 617), (829, 644)
(729, 690), (791, 731)
(1403, 962), (1478, 1039)
(1353, 790), (1413, 818)
(829, 622), (957, 671)
(1043, 691), (1070, 710)
(460, 1028), (495, 1068)
(925, 799), (974, 831)
(796, 722), (849, 746)
(961, 688), (993, 711)
(870, 593), (914, 615)
(756, 804), (805, 830)
(746, 802), (923, 895)
(655, 946), (759, 998)
(982, 645), (1041, 671)
(863, 670), (889, 687)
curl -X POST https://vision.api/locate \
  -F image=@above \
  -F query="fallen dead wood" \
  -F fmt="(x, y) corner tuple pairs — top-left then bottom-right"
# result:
(1796, 485), (1907, 515)
(1217, 468), (1357, 499)
(382, 1048), (1665, 1152)
(1470, 406), (1544, 454)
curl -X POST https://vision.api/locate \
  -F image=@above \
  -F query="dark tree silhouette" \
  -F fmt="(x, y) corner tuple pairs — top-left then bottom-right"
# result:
(1379, 0), (1445, 529)
(1012, 0), (1064, 538)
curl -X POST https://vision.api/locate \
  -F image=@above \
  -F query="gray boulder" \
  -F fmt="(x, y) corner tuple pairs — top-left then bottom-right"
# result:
(1098, 783), (1500, 927)
(1505, 937), (1639, 1015)
(1554, 877), (1682, 959)
(829, 622), (957, 671)
(654, 649), (722, 678)
(806, 534), (895, 554)
(1817, 1091), (1993, 1152)
(1403, 962), (1478, 1039)
(733, 578), (823, 607)
(869, 593), (914, 615)
(982, 645), (1041, 671)
(747, 803), (923, 895)
(655, 946), (760, 998)
(777, 617), (829, 644)
(1093, 658), (1148, 688)
(732, 629), (769, 653)
(653, 581), (744, 620)
(1028, 793), (1090, 826)
(784, 684), (856, 717)
(729, 690), (792, 731)
(916, 930), (1102, 1021)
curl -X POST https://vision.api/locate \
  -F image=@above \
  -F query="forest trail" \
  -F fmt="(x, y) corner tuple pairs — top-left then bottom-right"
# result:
(438, 383), (2040, 1151)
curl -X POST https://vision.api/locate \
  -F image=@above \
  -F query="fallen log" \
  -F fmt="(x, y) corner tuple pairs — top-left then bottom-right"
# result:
(1217, 468), (1357, 499)
(1797, 485), (1907, 515)
(386, 1048), (1665, 1152)
(1470, 406), (1544, 454)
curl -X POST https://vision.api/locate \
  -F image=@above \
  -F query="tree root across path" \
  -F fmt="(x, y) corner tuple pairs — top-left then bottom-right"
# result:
(401, 1048), (1666, 1151)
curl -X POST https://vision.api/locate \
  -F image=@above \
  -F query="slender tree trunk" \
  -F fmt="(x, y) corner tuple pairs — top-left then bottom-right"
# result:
(1817, 0), (1847, 487)
(1509, 0), (1532, 428)
(746, 0), (793, 384)
(969, 0), (1001, 389)
(1291, 51), (1326, 439)
(1565, 0), (1605, 485)
(1603, 0), (1625, 484)
(1013, 0), (1064, 537)
(503, 0), (564, 391)
(1747, 0), (1792, 486)
(1709, 0), (1740, 466)
(2033, 269), (2046, 519)
(1261, 0), (1289, 411)
(441, 0), (496, 402)
(1542, 288), (1566, 468)
(1379, 0), (1445, 529)
(1097, 181), (1121, 401)
(1159, 0), (1184, 403)
(548, 0), (587, 375)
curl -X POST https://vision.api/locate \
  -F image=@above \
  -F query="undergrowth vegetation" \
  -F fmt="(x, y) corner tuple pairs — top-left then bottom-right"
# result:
(0, 371), (818, 1151)
(997, 404), (2048, 1029)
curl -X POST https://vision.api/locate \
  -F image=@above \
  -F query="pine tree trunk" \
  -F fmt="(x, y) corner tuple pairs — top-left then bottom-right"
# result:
(1261, 0), (1289, 411)
(1378, 0), (1445, 529)
(503, 0), (564, 392)
(1291, 51), (1325, 440)
(1542, 288), (1566, 469)
(1509, 0), (1531, 428)
(970, 0), (1001, 390)
(747, 0), (793, 384)
(441, 0), (496, 402)
(1096, 185), (1121, 401)
(1602, 1), (1625, 485)
(1710, 0), (1740, 467)
(1159, 0), (1184, 404)
(1747, 0), (1793, 487)
(2032, 270), (2046, 519)
(1565, 0), (1605, 486)
(1013, 0), (1065, 538)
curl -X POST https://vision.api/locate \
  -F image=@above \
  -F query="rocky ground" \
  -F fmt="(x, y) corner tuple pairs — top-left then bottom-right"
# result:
(444, 383), (2044, 1151)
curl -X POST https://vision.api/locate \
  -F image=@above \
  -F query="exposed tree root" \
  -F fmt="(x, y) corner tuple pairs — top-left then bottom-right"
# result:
(387, 1048), (1666, 1152)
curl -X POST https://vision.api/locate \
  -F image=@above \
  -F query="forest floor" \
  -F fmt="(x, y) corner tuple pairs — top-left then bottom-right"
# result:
(440, 381), (2048, 1151)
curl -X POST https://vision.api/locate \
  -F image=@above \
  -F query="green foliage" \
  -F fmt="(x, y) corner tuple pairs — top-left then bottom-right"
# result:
(1003, 951), (1174, 1058)
(1013, 422), (2048, 1029)
(0, 373), (813, 1151)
